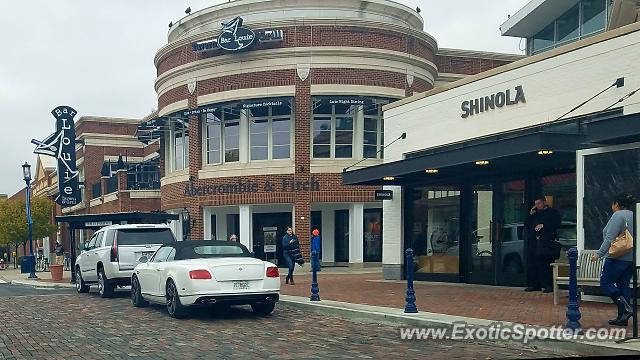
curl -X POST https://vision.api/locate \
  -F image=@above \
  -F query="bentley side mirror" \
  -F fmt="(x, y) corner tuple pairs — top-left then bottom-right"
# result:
(138, 256), (148, 263)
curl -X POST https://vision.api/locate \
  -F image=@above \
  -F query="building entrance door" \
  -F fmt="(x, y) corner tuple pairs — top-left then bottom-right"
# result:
(467, 180), (527, 286)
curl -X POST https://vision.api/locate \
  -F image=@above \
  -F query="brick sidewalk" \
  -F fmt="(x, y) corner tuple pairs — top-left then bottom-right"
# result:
(280, 272), (625, 330)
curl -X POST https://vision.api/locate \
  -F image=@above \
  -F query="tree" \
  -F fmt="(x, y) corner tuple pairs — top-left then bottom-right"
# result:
(0, 197), (57, 267)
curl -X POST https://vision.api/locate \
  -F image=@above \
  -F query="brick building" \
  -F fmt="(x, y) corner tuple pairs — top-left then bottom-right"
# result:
(29, 115), (162, 261)
(138, 0), (523, 267)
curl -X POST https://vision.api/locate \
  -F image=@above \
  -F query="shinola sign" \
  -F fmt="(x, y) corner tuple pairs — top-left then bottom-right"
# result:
(461, 85), (526, 118)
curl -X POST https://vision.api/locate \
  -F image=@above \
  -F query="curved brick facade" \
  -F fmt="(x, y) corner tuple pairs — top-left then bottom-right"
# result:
(157, 26), (436, 76)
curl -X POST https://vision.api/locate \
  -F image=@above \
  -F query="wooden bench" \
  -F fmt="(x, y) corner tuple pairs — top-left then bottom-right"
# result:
(552, 250), (604, 305)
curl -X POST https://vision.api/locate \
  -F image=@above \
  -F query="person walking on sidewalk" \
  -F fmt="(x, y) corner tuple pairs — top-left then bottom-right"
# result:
(591, 193), (635, 326)
(311, 229), (321, 272)
(282, 226), (302, 285)
(54, 240), (64, 265)
(524, 195), (561, 293)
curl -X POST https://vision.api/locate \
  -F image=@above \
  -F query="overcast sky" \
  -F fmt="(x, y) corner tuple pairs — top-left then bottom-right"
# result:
(0, 0), (529, 196)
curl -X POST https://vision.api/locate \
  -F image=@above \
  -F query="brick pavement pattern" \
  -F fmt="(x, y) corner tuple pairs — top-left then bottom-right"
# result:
(0, 290), (587, 359)
(280, 273), (626, 330)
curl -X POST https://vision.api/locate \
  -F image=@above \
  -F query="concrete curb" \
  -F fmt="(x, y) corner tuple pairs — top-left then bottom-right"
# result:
(279, 295), (640, 356)
(11, 279), (75, 289)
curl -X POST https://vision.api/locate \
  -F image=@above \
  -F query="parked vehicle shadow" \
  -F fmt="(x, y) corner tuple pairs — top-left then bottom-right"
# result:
(147, 302), (277, 321)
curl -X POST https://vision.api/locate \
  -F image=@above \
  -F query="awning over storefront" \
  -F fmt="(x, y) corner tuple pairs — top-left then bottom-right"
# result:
(56, 211), (179, 230)
(343, 110), (640, 186)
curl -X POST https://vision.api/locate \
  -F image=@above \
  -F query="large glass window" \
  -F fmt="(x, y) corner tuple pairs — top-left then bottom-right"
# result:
(249, 102), (292, 161)
(530, 0), (609, 55)
(313, 102), (356, 159)
(171, 120), (189, 171)
(581, 0), (607, 37)
(204, 106), (241, 165)
(532, 23), (555, 54)
(557, 4), (580, 44)
(412, 187), (461, 275)
(583, 148), (640, 251)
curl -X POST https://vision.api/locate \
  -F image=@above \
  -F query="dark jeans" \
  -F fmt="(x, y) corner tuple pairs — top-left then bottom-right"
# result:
(600, 257), (633, 302)
(528, 255), (555, 289)
(285, 253), (295, 279)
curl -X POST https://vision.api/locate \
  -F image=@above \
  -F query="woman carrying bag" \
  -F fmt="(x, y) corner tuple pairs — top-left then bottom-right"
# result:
(591, 193), (635, 326)
(282, 226), (304, 285)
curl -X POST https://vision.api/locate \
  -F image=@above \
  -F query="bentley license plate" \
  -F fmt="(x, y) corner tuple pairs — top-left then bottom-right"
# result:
(233, 280), (250, 290)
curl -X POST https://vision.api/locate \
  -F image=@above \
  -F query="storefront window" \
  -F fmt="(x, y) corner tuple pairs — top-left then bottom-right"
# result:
(249, 101), (292, 161)
(363, 209), (382, 262)
(541, 173), (577, 251)
(171, 120), (189, 171)
(412, 187), (461, 275)
(583, 148), (640, 251)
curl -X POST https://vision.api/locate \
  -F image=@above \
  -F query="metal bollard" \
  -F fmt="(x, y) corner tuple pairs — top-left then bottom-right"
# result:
(310, 250), (320, 301)
(565, 247), (582, 335)
(404, 248), (418, 313)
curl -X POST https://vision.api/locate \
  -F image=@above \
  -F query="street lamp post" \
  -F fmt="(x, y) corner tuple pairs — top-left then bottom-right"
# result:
(22, 162), (37, 279)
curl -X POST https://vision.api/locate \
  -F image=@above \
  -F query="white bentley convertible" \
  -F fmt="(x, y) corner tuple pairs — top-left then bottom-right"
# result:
(130, 241), (280, 318)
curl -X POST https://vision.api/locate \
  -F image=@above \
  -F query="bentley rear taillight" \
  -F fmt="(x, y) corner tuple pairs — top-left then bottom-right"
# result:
(189, 269), (212, 279)
(266, 267), (279, 278)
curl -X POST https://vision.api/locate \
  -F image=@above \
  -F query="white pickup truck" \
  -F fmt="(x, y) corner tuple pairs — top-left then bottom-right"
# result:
(75, 224), (177, 297)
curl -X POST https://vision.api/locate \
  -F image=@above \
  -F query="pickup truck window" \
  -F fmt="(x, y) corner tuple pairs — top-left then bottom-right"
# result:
(116, 228), (176, 245)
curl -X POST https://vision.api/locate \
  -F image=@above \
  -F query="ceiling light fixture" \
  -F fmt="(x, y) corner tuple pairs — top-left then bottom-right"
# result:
(475, 160), (490, 166)
(538, 150), (554, 155)
(425, 169), (439, 174)
(383, 176), (395, 181)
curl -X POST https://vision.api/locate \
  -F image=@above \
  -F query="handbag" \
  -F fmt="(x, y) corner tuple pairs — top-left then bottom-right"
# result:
(608, 218), (634, 258)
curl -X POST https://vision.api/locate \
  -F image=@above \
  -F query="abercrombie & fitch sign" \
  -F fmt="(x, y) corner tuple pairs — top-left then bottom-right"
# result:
(184, 177), (321, 197)
(461, 85), (526, 119)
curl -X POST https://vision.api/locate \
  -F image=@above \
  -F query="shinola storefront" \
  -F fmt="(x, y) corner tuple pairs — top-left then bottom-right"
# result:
(343, 22), (640, 284)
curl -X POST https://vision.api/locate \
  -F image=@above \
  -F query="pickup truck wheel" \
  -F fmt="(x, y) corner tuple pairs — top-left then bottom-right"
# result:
(131, 275), (148, 307)
(251, 302), (276, 316)
(75, 268), (90, 293)
(98, 269), (114, 298)
(166, 280), (186, 319)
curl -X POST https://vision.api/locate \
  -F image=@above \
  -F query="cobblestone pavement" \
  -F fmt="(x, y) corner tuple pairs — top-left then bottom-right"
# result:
(0, 286), (591, 360)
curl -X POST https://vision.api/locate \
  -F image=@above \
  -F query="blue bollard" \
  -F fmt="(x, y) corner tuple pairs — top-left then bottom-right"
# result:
(565, 247), (582, 335)
(404, 248), (418, 313)
(310, 250), (320, 301)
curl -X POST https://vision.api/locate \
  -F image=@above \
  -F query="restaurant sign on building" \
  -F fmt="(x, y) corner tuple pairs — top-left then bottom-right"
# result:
(191, 16), (284, 53)
(32, 106), (81, 207)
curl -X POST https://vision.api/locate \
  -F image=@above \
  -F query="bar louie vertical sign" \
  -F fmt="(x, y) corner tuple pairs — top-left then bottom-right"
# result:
(32, 106), (81, 207)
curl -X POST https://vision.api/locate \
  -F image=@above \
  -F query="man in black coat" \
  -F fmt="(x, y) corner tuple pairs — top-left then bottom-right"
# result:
(524, 195), (562, 293)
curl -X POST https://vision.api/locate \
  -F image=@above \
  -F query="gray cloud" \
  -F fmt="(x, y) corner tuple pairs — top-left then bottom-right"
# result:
(0, 0), (528, 195)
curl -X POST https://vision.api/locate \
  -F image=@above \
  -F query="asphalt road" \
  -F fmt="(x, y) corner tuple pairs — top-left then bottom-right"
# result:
(0, 284), (590, 360)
